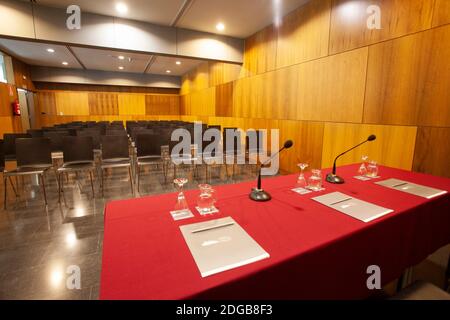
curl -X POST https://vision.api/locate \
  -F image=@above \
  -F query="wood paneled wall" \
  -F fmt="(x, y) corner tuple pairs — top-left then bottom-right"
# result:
(0, 82), (22, 138)
(35, 89), (180, 127)
(179, 0), (450, 177)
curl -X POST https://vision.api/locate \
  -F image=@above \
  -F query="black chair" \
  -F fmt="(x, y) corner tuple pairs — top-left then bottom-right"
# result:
(135, 134), (165, 191)
(57, 136), (96, 202)
(1, 140), (18, 206)
(27, 129), (44, 138)
(77, 129), (101, 150)
(100, 136), (134, 197)
(169, 136), (197, 180)
(3, 138), (54, 208)
(44, 131), (70, 153)
(105, 128), (127, 136)
(3, 133), (31, 161)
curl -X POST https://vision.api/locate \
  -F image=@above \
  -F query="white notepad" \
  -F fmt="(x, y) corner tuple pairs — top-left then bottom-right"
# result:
(180, 217), (269, 277)
(376, 178), (447, 199)
(312, 192), (394, 223)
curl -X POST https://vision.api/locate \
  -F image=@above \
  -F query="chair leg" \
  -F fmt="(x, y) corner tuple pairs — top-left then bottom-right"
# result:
(8, 177), (18, 197)
(58, 172), (61, 203)
(40, 173), (48, 206)
(89, 170), (95, 198)
(3, 177), (7, 210)
(101, 168), (104, 198)
(137, 165), (141, 193)
(128, 166), (134, 195)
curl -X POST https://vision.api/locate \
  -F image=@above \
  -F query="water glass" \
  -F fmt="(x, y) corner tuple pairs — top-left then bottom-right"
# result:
(308, 169), (322, 191)
(366, 161), (379, 177)
(197, 184), (216, 214)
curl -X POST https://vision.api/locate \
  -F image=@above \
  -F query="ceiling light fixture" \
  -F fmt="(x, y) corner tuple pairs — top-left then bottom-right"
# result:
(216, 22), (225, 31)
(47, 48), (55, 53)
(176, 61), (181, 65)
(116, 2), (128, 14)
(62, 61), (68, 66)
(118, 55), (125, 60)
(118, 66), (124, 70)
(166, 70), (171, 73)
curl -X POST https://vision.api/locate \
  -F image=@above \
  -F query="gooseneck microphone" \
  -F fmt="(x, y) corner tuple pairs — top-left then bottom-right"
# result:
(326, 135), (377, 184)
(250, 140), (294, 202)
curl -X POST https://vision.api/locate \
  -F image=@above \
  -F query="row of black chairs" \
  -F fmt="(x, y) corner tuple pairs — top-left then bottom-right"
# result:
(1, 135), (133, 208)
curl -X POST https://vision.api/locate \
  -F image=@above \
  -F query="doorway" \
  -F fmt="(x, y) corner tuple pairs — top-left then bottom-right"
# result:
(17, 89), (35, 131)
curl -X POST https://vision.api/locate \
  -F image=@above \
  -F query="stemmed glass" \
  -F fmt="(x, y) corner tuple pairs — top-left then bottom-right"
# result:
(296, 163), (309, 188)
(173, 178), (189, 211)
(358, 155), (369, 176)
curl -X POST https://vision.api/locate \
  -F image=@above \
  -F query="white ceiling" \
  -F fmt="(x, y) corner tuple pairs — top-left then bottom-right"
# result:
(0, 38), (203, 76)
(0, 38), (83, 69)
(31, 0), (310, 38)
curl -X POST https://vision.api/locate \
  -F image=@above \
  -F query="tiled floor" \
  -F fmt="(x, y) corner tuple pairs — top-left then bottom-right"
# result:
(0, 162), (256, 299)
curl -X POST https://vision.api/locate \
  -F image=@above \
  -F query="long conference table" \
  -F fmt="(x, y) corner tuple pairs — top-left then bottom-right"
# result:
(100, 164), (450, 299)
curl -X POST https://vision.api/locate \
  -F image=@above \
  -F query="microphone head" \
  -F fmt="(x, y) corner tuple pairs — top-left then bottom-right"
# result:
(284, 140), (294, 149)
(368, 134), (376, 142)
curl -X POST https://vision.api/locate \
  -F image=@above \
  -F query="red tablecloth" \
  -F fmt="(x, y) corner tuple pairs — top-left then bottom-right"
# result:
(100, 165), (450, 299)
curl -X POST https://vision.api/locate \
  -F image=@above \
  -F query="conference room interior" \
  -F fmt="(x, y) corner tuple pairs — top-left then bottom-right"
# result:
(0, 0), (449, 301)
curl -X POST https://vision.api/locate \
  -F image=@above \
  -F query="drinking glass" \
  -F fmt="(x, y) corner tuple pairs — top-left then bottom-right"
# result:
(358, 155), (368, 176)
(174, 178), (189, 211)
(296, 163), (309, 188)
(307, 169), (323, 191)
(197, 184), (216, 215)
(366, 161), (378, 178)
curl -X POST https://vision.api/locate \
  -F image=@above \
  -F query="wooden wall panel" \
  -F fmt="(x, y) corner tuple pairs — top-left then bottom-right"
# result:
(55, 92), (89, 116)
(208, 62), (242, 87)
(189, 87), (215, 116)
(277, 120), (324, 173)
(413, 127), (450, 178)
(34, 82), (179, 94)
(145, 94), (179, 115)
(215, 82), (234, 117)
(296, 47), (367, 122)
(179, 94), (190, 115)
(118, 93), (145, 115)
(433, 0), (450, 27)
(12, 58), (34, 91)
(329, 0), (434, 55)
(36, 91), (57, 116)
(243, 25), (277, 76)
(0, 83), (16, 116)
(364, 25), (450, 127)
(321, 123), (417, 170)
(276, 0), (331, 68)
(88, 92), (119, 115)
(0, 116), (14, 138)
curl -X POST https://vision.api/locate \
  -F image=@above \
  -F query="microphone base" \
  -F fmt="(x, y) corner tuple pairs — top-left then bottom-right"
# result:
(326, 173), (345, 184)
(249, 188), (272, 202)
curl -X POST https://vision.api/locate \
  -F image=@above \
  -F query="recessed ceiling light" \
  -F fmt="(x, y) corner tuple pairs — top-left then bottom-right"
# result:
(166, 70), (171, 73)
(47, 48), (55, 53)
(118, 66), (124, 70)
(116, 2), (128, 14)
(176, 61), (181, 65)
(216, 22), (225, 31)
(62, 61), (68, 66)
(118, 55), (125, 60)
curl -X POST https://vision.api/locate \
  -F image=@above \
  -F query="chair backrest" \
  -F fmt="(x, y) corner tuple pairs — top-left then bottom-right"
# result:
(62, 136), (94, 163)
(3, 133), (31, 158)
(101, 135), (129, 160)
(16, 138), (52, 168)
(77, 129), (101, 149)
(43, 131), (70, 152)
(27, 129), (44, 138)
(105, 128), (127, 136)
(0, 140), (4, 170)
(136, 134), (163, 158)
